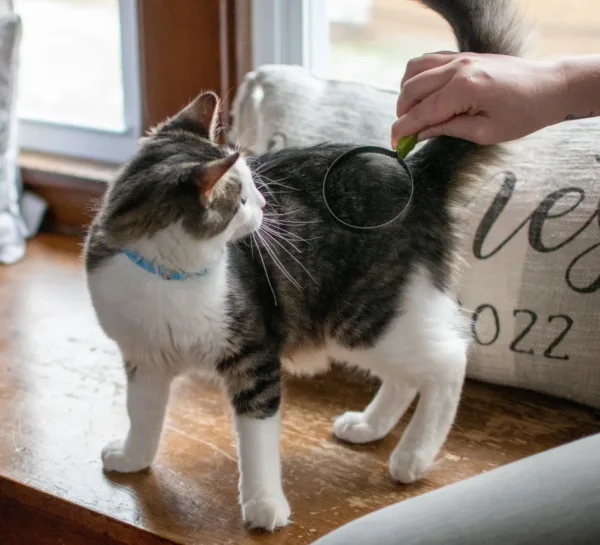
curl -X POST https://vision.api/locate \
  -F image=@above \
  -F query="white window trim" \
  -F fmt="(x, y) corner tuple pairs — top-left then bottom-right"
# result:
(251, 0), (329, 76)
(18, 0), (142, 164)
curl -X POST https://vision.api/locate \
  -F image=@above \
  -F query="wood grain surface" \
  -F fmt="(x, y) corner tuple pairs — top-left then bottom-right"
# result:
(1, 235), (599, 544)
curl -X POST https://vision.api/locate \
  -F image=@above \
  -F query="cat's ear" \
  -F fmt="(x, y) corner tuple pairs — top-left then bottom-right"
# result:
(195, 152), (240, 204)
(178, 92), (220, 140)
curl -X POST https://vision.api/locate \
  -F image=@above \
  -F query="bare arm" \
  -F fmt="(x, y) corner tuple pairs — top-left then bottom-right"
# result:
(391, 53), (600, 147)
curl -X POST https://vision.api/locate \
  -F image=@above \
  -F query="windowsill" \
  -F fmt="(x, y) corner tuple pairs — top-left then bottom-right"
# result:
(19, 150), (120, 185)
(19, 150), (118, 235)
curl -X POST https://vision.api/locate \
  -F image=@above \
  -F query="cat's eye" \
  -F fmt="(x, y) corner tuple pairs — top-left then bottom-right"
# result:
(241, 196), (248, 205)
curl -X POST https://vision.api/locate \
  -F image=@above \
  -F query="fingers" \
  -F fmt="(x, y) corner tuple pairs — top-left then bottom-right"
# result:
(401, 52), (459, 87)
(392, 83), (466, 146)
(417, 116), (492, 143)
(392, 114), (491, 147)
(396, 63), (456, 117)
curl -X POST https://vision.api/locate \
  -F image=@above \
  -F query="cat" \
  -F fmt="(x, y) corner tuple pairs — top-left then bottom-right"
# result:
(85, 0), (528, 532)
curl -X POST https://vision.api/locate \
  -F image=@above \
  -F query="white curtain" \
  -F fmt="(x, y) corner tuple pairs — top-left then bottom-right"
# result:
(0, 0), (24, 263)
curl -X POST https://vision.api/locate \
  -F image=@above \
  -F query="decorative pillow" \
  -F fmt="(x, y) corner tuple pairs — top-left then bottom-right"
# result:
(229, 64), (398, 153)
(458, 123), (600, 408)
(230, 65), (600, 409)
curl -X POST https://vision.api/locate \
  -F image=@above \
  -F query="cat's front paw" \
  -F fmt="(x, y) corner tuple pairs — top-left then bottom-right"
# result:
(389, 448), (432, 483)
(333, 411), (387, 444)
(242, 494), (291, 531)
(101, 439), (150, 473)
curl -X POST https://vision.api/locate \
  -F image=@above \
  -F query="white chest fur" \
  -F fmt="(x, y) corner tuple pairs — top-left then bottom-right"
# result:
(87, 253), (231, 373)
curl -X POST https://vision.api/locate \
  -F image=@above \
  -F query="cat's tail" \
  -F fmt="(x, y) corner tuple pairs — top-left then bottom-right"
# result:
(407, 0), (531, 203)
(418, 0), (531, 57)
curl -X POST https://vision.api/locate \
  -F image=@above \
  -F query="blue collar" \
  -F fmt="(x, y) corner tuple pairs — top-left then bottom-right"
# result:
(122, 249), (209, 281)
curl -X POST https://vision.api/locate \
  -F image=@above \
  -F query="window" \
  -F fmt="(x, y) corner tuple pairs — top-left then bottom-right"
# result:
(14, 0), (141, 163)
(253, 0), (600, 91)
(19, 1), (250, 234)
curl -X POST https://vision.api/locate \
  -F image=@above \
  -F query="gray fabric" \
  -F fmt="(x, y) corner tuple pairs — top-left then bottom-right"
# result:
(230, 64), (600, 410)
(311, 433), (600, 545)
(0, 1), (24, 264)
(229, 64), (398, 154)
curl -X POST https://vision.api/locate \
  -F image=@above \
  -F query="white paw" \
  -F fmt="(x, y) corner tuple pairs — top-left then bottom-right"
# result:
(389, 448), (432, 483)
(242, 495), (291, 531)
(101, 439), (151, 473)
(333, 411), (387, 444)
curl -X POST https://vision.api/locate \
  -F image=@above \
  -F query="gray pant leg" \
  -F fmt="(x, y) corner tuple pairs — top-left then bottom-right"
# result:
(312, 433), (600, 545)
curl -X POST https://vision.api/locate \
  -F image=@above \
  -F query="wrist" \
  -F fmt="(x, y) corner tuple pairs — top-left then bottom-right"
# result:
(535, 59), (570, 129)
(558, 55), (600, 121)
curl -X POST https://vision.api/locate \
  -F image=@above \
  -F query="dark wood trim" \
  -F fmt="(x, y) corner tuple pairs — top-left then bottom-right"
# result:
(136, 0), (251, 132)
(137, 0), (221, 131)
(221, 0), (253, 127)
(1, 476), (173, 545)
(232, 0), (253, 95)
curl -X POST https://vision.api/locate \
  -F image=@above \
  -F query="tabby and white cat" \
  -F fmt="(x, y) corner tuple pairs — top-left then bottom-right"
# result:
(85, 0), (527, 531)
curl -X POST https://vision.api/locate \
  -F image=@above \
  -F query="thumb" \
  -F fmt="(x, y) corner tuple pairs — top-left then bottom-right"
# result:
(418, 115), (492, 144)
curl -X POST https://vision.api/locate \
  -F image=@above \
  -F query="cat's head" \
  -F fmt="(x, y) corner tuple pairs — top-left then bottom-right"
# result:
(100, 92), (265, 246)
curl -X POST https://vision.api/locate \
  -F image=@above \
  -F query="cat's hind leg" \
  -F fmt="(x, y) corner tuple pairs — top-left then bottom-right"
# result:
(333, 380), (417, 444)
(336, 267), (468, 483)
(388, 356), (465, 484)
(382, 272), (468, 484)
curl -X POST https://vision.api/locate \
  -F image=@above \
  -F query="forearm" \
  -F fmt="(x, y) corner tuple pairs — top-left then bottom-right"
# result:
(560, 55), (600, 121)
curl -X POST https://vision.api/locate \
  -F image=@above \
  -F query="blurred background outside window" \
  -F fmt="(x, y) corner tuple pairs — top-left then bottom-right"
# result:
(324, 0), (600, 90)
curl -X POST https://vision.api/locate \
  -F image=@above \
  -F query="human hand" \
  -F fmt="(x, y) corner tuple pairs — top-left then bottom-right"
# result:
(391, 53), (567, 146)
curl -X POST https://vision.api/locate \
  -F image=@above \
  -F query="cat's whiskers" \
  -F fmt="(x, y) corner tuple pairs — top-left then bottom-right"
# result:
(254, 162), (314, 184)
(274, 207), (305, 218)
(252, 173), (299, 192)
(272, 218), (322, 226)
(261, 214), (324, 242)
(251, 232), (278, 305)
(260, 221), (322, 244)
(253, 171), (282, 197)
(255, 231), (303, 290)
(252, 156), (283, 174)
(260, 180), (299, 192)
(254, 175), (281, 205)
(261, 218), (308, 242)
(262, 228), (306, 247)
(259, 229), (317, 286)
(247, 234), (255, 260)
(251, 164), (301, 195)
(260, 224), (303, 253)
(258, 236), (302, 290)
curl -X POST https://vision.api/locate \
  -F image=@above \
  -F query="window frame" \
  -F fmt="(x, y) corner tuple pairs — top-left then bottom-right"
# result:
(251, 0), (329, 75)
(17, 0), (142, 164)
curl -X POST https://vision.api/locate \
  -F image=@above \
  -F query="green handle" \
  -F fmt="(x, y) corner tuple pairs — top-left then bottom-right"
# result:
(395, 134), (418, 159)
